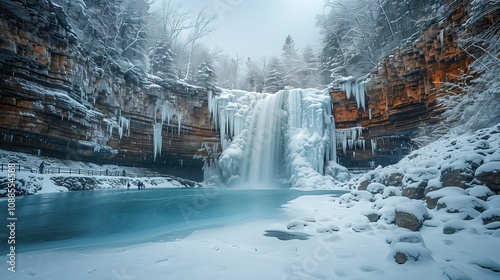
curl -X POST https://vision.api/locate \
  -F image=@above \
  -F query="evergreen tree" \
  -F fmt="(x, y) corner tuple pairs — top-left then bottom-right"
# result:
(282, 35), (298, 59)
(281, 35), (300, 88)
(149, 43), (178, 83)
(297, 46), (320, 88)
(195, 60), (217, 89)
(320, 31), (347, 85)
(264, 57), (285, 93)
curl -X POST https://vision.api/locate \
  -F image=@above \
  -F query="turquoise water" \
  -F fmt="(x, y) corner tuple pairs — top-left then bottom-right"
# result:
(5, 188), (346, 252)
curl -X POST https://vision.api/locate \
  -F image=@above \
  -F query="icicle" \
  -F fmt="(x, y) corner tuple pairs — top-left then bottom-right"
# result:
(440, 29), (444, 47)
(118, 116), (130, 139)
(177, 113), (182, 136)
(341, 82), (352, 99)
(153, 123), (163, 161)
(208, 90), (213, 114)
(371, 139), (377, 156)
(369, 108), (372, 120)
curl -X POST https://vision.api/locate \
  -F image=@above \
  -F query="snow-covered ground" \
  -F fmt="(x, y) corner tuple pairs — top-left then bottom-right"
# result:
(3, 192), (498, 280)
(1, 125), (499, 279)
(0, 150), (198, 196)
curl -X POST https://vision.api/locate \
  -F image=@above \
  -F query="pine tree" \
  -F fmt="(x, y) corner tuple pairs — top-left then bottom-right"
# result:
(297, 46), (320, 88)
(282, 35), (297, 59)
(195, 60), (217, 89)
(149, 43), (178, 83)
(264, 57), (285, 93)
(281, 35), (300, 88)
(320, 32), (347, 85)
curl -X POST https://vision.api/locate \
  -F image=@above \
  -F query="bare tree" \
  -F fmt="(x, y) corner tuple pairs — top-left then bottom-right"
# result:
(182, 8), (216, 80)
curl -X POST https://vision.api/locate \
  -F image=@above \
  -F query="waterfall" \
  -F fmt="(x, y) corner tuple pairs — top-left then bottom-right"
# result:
(213, 88), (337, 188)
(240, 92), (285, 185)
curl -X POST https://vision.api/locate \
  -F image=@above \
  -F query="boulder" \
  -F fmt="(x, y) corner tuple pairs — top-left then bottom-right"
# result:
(481, 209), (500, 225)
(389, 243), (433, 264)
(383, 169), (404, 187)
(388, 232), (425, 246)
(425, 187), (466, 209)
(443, 219), (467, 234)
(349, 190), (374, 202)
(382, 186), (402, 198)
(366, 182), (386, 194)
(362, 209), (380, 222)
(440, 163), (474, 189)
(395, 201), (429, 231)
(402, 167), (439, 199)
(358, 171), (382, 190)
(475, 162), (500, 193)
(467, 185), (494, 201)
(424, 178), (443, 196)
(436, 195), (489, 213)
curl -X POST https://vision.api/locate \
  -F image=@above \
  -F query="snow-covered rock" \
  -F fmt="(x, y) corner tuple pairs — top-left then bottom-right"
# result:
(366, 182), (386, 194)
(440, 162), (474, 189)
(436, 195), (489, 213)
(349, 190), (374, 202)
(481, 208), (500, 225)
(351, 222), (371, 232)
(389, 242), (433, 264)
(443, 219), (467, 234)
(424, 178), (443, 195)
(382, 186), (402, 198)
(382, 168), (405, 187)
(361, 209), (380, 222)
(467, 185), (494, 201)
(389, 231), (425, 246)
(402, 167), (440, 199)
(395, 201), (429, 231)
(425, 187), (466, 209)
(475, 162), (500, 193)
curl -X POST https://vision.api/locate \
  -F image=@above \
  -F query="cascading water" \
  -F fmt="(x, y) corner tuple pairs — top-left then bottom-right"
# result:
(240, 92), (286, 185)
(212, 88), (341, 189)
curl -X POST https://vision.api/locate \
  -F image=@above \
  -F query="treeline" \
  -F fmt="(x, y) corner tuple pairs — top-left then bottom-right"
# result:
(318, 0), (443, 83)
(55, 0), (448, 93)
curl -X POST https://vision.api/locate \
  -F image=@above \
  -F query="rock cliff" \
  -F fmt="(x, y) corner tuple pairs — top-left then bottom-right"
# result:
(0, 0), (218, 176)
(330, 0), (498, 168)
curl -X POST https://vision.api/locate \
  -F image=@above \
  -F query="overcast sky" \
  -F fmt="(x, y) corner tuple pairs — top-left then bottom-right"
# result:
(158, 0), (326, 59)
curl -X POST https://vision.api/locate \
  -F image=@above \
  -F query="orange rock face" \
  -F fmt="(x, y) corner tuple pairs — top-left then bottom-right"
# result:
(330, 1), (494, 167)
(0, 0), (218, 178)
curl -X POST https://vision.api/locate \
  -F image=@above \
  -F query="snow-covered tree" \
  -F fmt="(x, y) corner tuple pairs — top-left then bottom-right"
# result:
(297, 46), (320, 88)
(280, 35), (301, 88)
(149, 43), (178, 83)
(264, 57), (285, 93)
(244, 57), (268, 92)
(195, 60), (217, 89)
(438, 1), (500, 134)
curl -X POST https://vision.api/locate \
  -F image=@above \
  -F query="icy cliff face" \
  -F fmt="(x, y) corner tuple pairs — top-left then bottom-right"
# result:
(211, 89), (340, 189)
(0, 0), (217, 170)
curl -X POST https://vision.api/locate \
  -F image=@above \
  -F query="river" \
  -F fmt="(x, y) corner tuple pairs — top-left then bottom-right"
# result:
(6, 188), (346, 253)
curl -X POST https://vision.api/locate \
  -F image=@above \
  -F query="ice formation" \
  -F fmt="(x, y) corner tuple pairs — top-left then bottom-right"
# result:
(152, 100), (181, 160)
(153, 123), (163, 161)
(212, 88), (338, 188)
(340, 79), (366, 110)
(118, 115), (130, 138)
(336, 126), (364, 154)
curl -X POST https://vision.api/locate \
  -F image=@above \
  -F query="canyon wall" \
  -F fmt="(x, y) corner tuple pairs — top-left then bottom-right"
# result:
(330, 0), (496, 168)
(0, 0), (218, 177)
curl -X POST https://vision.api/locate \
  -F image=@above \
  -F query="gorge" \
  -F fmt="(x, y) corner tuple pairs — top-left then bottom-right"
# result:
(0, 0), (498, 180)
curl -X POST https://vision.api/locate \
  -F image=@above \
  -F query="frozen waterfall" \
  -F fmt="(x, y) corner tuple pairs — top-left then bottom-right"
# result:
(211, 88), (338, 188)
